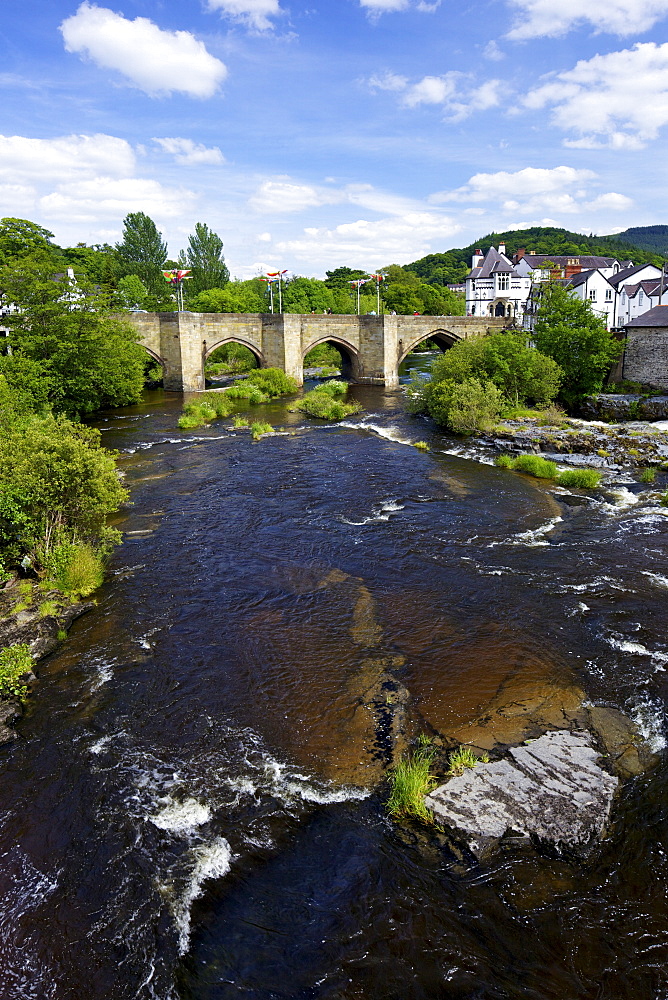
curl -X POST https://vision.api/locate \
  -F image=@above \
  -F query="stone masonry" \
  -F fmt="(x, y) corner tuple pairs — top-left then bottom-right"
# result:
(126, 311), (507, 391)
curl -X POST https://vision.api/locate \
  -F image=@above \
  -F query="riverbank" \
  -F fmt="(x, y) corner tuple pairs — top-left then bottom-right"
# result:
(0, 579), (92, 744)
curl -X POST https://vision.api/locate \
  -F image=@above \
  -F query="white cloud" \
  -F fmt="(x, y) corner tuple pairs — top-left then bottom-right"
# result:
(60, 3), (227, 98)
(206, 0), (282, 31)
(153, 137), (225, 165)
(483, 40), (505, 61)
(276, 211), (460, 268)
(359, 0), (440, 16)
(0, 133), (135, 182)
(523, 43), (668, 148)
(257, 232), (272, 241)
(506, 0), (668, 40)
(248, 179), (340, 213)
(429, 166), (633, 225)
(368, 71), (502, 120)
(39, 177), (195, 223)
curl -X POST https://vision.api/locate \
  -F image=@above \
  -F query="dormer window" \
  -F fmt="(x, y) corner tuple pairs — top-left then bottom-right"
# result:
(498, 274), (509, 291)
(639, 290), (644, 304)
(568, 258), (579, 266)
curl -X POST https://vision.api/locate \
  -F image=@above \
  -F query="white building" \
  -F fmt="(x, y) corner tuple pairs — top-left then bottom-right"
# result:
(465, 243), (532, 320)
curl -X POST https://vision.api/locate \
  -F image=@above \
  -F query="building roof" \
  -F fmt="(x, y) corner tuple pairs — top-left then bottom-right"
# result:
(623, 279), (662, 299)
(550, 268), (612, 290)
(469, 246), (518, 279)
(522, 254), (618, 270)
(608, 262), (659, 287)
(626, 305), (668, 327)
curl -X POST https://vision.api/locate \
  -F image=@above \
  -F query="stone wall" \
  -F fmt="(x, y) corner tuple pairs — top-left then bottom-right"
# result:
(623, 327), (668, 390)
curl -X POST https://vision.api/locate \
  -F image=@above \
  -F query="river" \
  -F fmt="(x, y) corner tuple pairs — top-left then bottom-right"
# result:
(1, 359), (668, 999)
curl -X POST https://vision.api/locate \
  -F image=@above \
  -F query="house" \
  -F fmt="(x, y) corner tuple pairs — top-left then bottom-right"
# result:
(539, 268), (618, 329)
(610, 263), (664, 326)
(465, 243), (532, 320)
(512, 250), (623, 282)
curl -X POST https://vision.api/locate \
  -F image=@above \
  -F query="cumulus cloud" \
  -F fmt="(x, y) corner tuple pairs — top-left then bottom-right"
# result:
(368, 71), (502, 120)
(248, 179), (341, 213)
(275, 211), (460, 268)
(39, 177), (195, 223)
(430, 166), (633, 222)
(0, 133), (135, 181)
(506, 0), (668, 40)
(60, 3), (227, 98)
(523, 42), (668, 148)
(153, 137), (225, 165)
(206, 0), (282, 30)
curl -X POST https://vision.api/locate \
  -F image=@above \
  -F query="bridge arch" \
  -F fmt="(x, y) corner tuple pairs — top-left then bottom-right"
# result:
(142, 345), (167, 385)
(302, 336), (361, 380)
(204, 336), (265, 367)
(397, 328), (463, 366)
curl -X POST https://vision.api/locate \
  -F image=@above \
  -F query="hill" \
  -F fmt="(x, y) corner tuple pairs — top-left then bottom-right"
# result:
(405, 226), (667, 287)
(602, 225), (668, 255)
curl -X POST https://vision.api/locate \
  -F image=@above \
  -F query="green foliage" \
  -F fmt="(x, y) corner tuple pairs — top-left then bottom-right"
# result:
(43, 539), (104, 597)
(0, 412), (128, 567)
(181, 222), (229, 295)
(250, 421), (273, 440)
(190, 281), (267, 313)
(557, 468), (602, 488)
(115, 211), (167, 296)
(422, 377), (503, 434)
(447, 745), (489, 776)
(206, 343), (257, 375)
(0, 643), (32, 701)
(39, 599), (59, 618)
(2, 258), (147, 415)
(324, 266), (367, 290)
(414, 441), (430, 451)
(243, 368), (299, 397)
(232, 416), (248, 428)
(113, 274), (149, 310)
(512, 454), (558, 479)
(304, 343), (342, 367)
(428, 333), (562, 406)
(312, 380), (348, 397)
(178, 392), (234, 428)
(0, 218), (61, 263)
(224, 383), (269, 404)
(639, 467), (657, 484)
(294, 387), (362, 420)
(387, 741), (437, 823)
(494, 454), (515, 468)
(532, 283), (624, 403)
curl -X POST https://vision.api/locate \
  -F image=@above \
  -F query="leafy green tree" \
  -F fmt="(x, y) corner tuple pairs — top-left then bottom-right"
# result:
(115, 212), (168, 295)
(63, 243), (122, 289)
(190, 280), (266, 313)
(114, 274), (149, 310)
(181, 222), (229, 294)
(0, 218), (62, 262)
(282, 276), (335, 313)
(1, 258), (147, 414)
(426, 333), (562, 405)
(324, 266), (367, 290)
(532, 283), (623, 403)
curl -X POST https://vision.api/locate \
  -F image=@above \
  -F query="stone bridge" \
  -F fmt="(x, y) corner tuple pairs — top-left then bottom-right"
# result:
(127, 311), (508, 391)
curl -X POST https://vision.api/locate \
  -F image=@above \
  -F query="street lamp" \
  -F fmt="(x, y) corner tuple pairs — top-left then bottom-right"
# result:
(367, 272), (384, 314)
(265, 270), (288, 312)
(349, 278), (367, 315)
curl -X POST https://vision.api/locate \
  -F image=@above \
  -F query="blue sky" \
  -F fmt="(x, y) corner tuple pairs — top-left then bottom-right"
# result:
(2, 0), (668, 276)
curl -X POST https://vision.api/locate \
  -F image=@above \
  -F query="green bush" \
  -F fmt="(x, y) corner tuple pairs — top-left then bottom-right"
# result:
(639, 467), (657, 484)
(387, 741), (437, 823)
(0, 643), (32, 701)
(243, 368), (298, 397)
(494, 454), (514, 469)
(304, 343), (341, 368)
(232, 416), (249, 428)
(295, 390), (361, 420)
(426, 377), (503, 434)
(224, 383), (270, 404)
(43, 538), (104, 597)
(512, 454), (558, 479)
(178, 392), (234, 428)
(557, 468), (602, 488)
(312, 380), (348, 397)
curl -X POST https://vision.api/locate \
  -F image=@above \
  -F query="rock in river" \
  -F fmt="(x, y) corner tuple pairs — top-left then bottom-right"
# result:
(425, 730), (618, 857)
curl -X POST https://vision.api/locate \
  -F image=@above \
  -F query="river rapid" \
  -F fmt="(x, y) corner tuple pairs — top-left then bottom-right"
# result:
(2, 364), (668, 1000)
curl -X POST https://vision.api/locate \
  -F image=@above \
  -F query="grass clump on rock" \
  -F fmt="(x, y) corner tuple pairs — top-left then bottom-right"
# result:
(178, 392), (234, 429)
(0, 644), (33, 702)
(250, 421), (273, 440)
(294, 384), (362, 421)
(448, 745), (489, 775)
(414, 440), (430, 451)
(639, 467), (657, 484)
(494, 454), (515, 469)
(221, 383), (269, 404)
(512, 454), (558, 479)
(387, 739), (437, 824)
(557, 468), (602, 489)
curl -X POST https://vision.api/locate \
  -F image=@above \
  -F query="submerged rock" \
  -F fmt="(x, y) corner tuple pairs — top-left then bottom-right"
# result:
(426, 730), (618, 857)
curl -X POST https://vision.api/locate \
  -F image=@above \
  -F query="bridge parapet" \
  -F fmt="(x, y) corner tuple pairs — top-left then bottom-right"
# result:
(125, 312), (509, 391)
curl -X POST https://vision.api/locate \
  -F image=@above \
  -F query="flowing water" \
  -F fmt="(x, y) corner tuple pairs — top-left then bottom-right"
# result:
(2, 362), (668, 999)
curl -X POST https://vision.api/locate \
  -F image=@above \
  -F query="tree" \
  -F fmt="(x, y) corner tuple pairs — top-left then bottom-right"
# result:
(113, 274), (149, 310)
(190, 280), (266, 313)
(181, 222), (229, 294)
(115, 212), (167, 295)
(0, 218), (62, 262)
(1, 258), (147, 415)
(324, 266), (367, 290)
(532, 283), (623, 403)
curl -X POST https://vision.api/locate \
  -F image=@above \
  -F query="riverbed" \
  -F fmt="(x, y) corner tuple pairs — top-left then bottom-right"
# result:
(1, 371), (668, 999)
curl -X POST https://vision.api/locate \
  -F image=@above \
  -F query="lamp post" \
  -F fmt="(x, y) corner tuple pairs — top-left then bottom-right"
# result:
(368, 273), (384, 314)
(349, 278), (367, 314)
(265, 270), (288, 312)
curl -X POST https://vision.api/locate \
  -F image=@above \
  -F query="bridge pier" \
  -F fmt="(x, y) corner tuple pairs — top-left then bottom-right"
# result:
(125, 311), (508, 391)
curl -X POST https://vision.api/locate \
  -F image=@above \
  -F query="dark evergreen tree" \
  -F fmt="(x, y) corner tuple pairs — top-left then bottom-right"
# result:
(115, 212), (167, 295)
(182, 222), (229, 294)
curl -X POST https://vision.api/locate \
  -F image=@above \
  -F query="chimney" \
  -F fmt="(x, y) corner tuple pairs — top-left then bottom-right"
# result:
(472, 248), (483, 269)
(515, 247), (525, 262)
(498, 242), (506, 256)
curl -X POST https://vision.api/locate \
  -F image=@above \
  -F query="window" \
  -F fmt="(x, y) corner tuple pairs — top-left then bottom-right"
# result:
(605, 289), (612, 301)
(589, 289), (596, 302)
(621, 290), (626, 302)
(639, 290), (644, 304)
(498, 274), (509, 291)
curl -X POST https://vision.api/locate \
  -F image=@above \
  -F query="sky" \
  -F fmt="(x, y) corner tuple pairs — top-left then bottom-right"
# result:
(1, 0), (668, 278)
